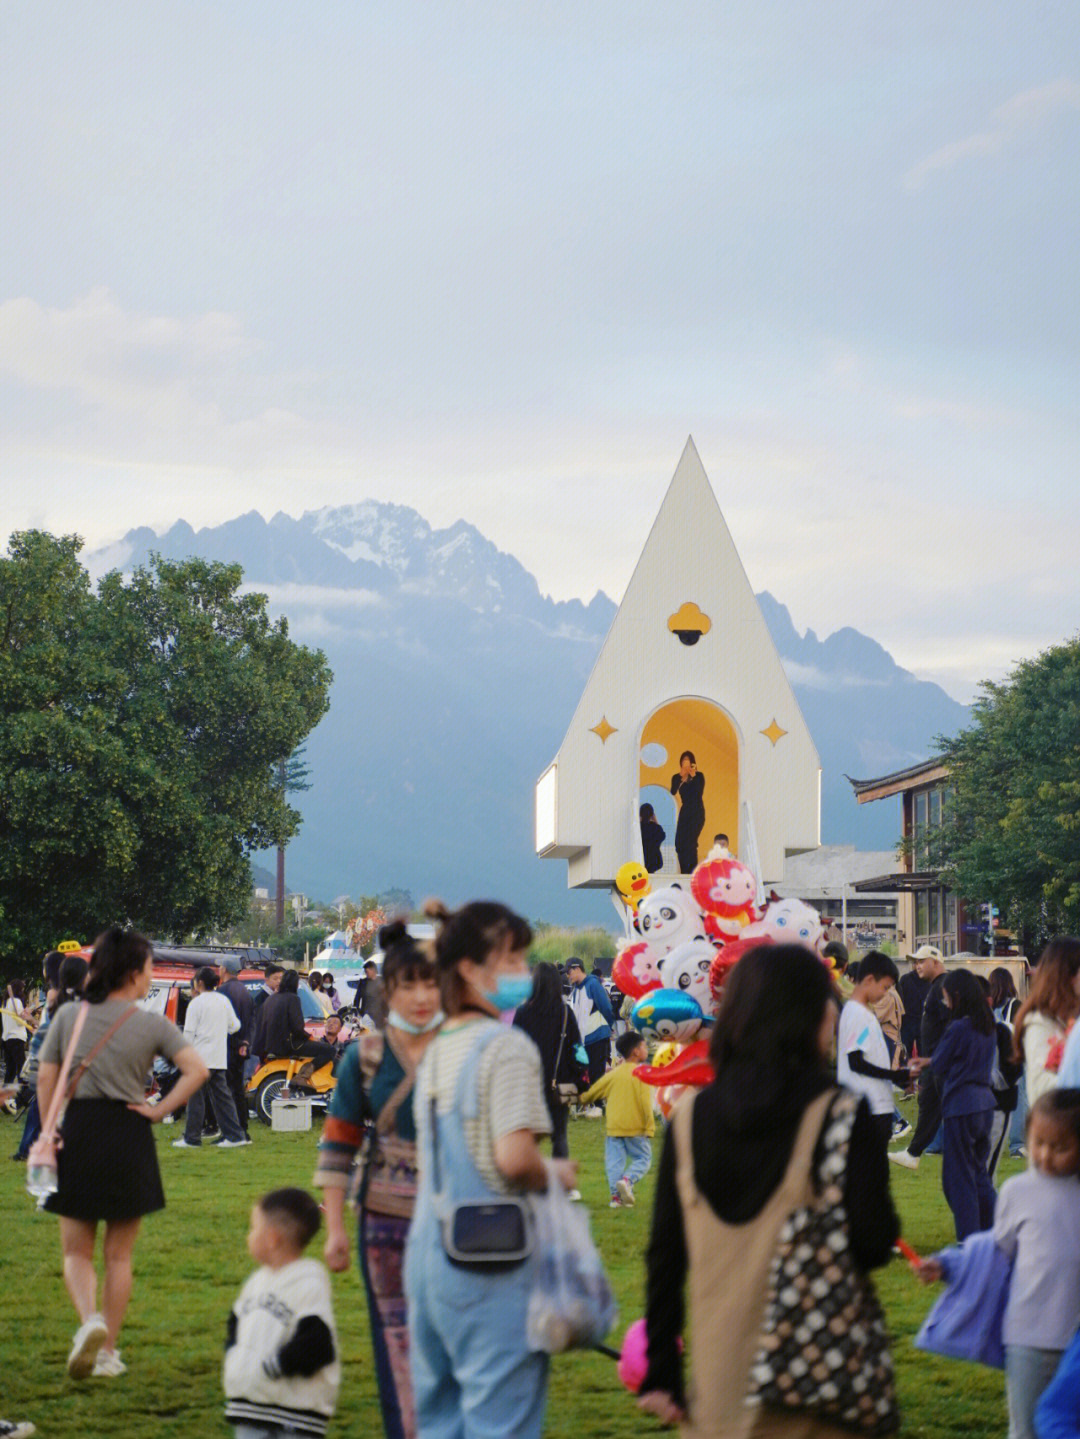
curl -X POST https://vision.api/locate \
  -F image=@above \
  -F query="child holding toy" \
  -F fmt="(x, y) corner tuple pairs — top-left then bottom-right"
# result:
(918, 1089), (1080, 1439)
(579, 1031), (655, 1207)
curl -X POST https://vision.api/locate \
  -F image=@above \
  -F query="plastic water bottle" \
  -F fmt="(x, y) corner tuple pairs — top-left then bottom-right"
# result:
(26, 1163), (58, 1201)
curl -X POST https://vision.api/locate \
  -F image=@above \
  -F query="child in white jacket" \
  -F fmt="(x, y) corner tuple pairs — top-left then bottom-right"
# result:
(224, 1188), (340, 1439)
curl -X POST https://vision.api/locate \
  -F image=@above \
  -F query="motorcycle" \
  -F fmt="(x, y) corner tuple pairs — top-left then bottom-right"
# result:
(246, 1009), (365, 1125)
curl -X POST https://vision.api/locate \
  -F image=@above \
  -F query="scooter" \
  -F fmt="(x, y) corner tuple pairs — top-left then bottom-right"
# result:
(247, 1052), (337, 1125)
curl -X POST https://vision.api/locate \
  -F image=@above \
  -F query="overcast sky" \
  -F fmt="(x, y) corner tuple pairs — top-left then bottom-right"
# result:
(2, 2), (1077, 703)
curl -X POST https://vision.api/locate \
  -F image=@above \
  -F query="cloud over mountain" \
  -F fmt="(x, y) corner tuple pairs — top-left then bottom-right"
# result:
(88, 503), (968, 922)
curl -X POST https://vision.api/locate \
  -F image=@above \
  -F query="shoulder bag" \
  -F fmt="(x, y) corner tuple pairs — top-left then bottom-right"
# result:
(353, 1031), (420, 1219)
(747, 1089), (899, 1435)
(432, 1026), (532, 1266)
(551, 1005), (586, 1105)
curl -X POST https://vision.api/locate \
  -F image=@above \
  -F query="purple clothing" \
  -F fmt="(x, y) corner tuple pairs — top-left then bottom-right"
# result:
(931, 1016), (995, 1117)
(915, 1229), (1011, 1369)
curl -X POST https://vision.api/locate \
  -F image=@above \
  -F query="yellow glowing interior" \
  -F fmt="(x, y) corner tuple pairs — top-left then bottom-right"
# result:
(639, 699), (739, 855)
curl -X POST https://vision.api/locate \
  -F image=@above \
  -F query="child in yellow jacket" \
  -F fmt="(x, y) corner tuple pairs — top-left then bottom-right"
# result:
(579, 1031), (655, 1208)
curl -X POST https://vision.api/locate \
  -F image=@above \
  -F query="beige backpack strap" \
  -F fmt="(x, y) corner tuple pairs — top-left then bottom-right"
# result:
(670, 1090), (701, 1208)
(783, 1087), (843, 1203)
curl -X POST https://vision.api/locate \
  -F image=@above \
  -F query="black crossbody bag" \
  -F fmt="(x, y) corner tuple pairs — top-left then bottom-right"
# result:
(430, 1029), (532, 1268)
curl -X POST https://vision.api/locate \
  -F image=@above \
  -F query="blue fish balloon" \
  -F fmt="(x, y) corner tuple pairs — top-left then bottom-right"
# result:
(630, 988), (711, 1043)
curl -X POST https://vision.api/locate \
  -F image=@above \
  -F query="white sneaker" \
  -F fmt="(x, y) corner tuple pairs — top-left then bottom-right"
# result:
(171, 1137), (201, 1148)
(213, 1138), (252, 1148)
(567, 1188), (582, 1202)
(616, 1178), (635, 1207)
(580, 1106), (602, 1118)
(67, 1313), (108, 1379)
(92, 1348), (126, 1377)
(0, 1420), (37, 1438)
(889, 1149), (920, 1170)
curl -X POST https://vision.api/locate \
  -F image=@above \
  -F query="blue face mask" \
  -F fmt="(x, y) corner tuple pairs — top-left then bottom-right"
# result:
(388, 1008), (444, 1036)
(482, 975), (534, 1013)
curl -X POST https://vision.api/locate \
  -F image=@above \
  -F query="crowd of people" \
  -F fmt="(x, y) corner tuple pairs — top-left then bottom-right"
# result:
(6, 923), (1080, 1439)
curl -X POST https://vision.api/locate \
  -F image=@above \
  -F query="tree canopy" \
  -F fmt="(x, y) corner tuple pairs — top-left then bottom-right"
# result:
(933, 636), (1080, 950)
(0, 531), (332, 965)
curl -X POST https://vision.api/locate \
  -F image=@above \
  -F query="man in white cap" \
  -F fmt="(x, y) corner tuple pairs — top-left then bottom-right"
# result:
(890, 944), (947, 1170)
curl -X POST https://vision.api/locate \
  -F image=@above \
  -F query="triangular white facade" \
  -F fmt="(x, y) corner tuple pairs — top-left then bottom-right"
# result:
(536, 438), (820, 887)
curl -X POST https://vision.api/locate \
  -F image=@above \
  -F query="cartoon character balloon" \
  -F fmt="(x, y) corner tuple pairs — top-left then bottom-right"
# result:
(634, 885), (706, 957)
(630, 988), (710, 1043)
(743, 897), (824, 952)
(690, 856), (759, 942)
(660, 938), (720, 1014)
(611, 940), (663, 1000)
(615, 860), (652, 913)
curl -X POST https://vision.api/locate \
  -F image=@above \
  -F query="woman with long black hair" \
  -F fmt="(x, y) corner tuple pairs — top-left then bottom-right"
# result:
(639, 944), (898, 1436)
(513, 961), (587, 1161)
(913, 966), (998, 1240)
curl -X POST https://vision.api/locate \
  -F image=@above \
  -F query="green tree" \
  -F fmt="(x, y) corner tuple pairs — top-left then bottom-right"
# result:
(0, 532), (333, 966)
(932, 637), (1080, 951)
(273, 745), (312, 927)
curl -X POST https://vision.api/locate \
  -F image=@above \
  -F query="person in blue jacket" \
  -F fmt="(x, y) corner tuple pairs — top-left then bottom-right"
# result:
(566, 958), (614, 1093)
(912, 968), (997, 1240)
(1036, 1327), (1080, 1439)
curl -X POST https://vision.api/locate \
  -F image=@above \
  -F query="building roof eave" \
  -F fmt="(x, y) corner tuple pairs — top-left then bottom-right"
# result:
(846, 760), (951, 803)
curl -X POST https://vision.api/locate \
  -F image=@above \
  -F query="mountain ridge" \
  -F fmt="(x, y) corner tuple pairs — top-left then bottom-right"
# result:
(86, 504), (968, 923)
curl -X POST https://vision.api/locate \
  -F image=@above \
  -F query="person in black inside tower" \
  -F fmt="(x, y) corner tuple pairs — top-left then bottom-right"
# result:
(670, 751), (705, 874)
(639, 804), (666, 874)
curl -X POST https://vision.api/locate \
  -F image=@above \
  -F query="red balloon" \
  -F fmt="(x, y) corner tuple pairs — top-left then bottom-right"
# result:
(708, 934), (773, 1006)
(690, 856), (759, 920)
(612, 941), (663, 1000)
(635, 1038), (714, 1088)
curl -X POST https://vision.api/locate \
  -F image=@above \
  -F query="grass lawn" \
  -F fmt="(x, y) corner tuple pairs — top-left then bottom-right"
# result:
(0, 1097), (1013, 1437)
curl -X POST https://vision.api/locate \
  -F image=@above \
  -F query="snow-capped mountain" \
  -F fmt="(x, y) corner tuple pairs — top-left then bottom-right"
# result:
(87, 505), (968, 922)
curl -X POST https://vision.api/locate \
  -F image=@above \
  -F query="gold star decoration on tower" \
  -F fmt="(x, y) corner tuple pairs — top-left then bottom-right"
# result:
(589, 716), (617, 743)
(761, 717), (788, 746)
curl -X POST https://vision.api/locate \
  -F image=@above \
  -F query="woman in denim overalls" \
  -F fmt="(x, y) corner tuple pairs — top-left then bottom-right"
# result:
(405, 900), (578, 1439)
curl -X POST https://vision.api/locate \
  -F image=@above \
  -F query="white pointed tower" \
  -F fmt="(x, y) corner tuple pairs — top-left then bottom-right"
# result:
(535, 439), (820, 888)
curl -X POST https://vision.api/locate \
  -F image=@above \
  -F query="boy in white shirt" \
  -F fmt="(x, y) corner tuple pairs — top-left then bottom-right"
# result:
(174, 966), (249, 1148)
(224, 1187), (339, 1439)
(837, 950), (910, 1151)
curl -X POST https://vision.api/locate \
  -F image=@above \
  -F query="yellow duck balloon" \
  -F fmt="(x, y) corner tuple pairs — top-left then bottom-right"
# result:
(616, 861), (652, 912)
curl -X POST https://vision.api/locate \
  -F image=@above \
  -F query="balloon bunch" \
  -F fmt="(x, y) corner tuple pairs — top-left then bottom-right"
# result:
(610, 855), (826, 1108)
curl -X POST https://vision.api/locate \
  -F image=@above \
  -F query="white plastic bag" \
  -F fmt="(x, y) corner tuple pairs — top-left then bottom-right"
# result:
(526, 1164), (618, 1353)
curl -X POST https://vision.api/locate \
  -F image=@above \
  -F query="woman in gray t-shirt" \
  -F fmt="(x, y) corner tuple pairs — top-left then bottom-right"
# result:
(37, 927), (208, 1380)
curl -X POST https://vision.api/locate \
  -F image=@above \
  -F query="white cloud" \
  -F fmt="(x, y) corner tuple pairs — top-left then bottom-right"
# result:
(0, 288), (248, 398)
(904, 77), (1080, 191)
(237, 582), (386, 611)
(780, 661), (888, 692)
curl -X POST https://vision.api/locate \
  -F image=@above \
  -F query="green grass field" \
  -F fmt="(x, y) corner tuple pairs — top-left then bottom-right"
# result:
(0, 1098), (1013, 1437)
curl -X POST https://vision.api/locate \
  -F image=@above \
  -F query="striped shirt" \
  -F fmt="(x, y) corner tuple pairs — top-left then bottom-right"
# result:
(414, 1018), (550, 1194)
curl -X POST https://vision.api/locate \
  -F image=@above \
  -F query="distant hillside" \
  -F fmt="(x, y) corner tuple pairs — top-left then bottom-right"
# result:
(88, 504), (968, 921)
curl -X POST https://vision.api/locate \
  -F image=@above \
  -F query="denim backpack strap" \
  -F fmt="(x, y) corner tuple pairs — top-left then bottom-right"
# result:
(431, 1022), (505, 1205)
(457, 1021), (506, 1122)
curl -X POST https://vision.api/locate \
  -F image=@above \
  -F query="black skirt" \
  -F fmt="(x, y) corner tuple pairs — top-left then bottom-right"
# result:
(45, 1098), (165, 1222)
